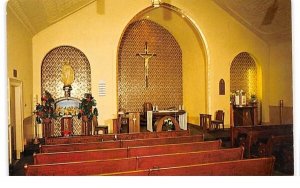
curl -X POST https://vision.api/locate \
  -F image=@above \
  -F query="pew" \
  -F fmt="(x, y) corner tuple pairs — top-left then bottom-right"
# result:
(101, 157), (275, 176)
(231, 124), (293, 157)
(25, 147), (242, 176)
(231, 124), (293, 147)
(40, 134), (204, 153)
(34, 140), (222, 165)
(44, 130), (191, 145)
(261, 135), (293, 175)
(265, 135), (293, 156)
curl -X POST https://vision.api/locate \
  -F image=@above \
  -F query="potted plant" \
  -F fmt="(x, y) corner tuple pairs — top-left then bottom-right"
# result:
(34, 91), (57, 124)
(33, 91), (57, 137)
(77, 93), (98, 121)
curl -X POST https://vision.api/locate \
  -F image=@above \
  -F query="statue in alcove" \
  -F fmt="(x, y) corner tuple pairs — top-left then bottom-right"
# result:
(61, 61), (75, 97)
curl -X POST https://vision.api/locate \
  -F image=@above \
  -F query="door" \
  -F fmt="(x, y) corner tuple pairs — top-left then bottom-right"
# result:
(8, 79), (24, 163)
(9, 86), (16, 163)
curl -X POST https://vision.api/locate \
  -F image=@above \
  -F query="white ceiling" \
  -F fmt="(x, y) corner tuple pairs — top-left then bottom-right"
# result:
(7, 0), (292, 44)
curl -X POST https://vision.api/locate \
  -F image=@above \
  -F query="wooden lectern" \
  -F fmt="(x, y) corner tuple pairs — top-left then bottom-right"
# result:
(233, 105), (257, 126)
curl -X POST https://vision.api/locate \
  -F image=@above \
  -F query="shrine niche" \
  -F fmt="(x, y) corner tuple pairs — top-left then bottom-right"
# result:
(118, 19), (183, 112)
(219, 79), (225, 95)
(230, 52), (257, 97)
(230, 52), (260, 125)
(41, 46), (91, 136)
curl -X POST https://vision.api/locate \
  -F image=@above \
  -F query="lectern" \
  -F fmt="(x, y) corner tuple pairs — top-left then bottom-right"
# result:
(233, 105), (257, 126)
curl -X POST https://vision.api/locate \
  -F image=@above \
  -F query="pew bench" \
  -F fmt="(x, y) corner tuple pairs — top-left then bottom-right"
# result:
(231, 124), (293, 147)
(34, 140), (222, 165)
(40, 134), (204, 153)
(44, 130), (191, 145)
(260, 135), (294, 175)
(25, 147), (242, 176)
(231, 124), (293, 158)
(101, 157), (275, 176)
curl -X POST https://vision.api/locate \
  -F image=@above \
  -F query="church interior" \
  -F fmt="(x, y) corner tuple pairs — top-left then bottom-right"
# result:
(6, 0), (295, 176)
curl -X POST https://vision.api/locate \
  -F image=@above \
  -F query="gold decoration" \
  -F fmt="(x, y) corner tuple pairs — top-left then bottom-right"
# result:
(41, 45), (91, 99)
(61, 61), (75, 86)
(118, 20), (183, 112)
(230, 52), (257, 96)
(41, 46), (91, 136)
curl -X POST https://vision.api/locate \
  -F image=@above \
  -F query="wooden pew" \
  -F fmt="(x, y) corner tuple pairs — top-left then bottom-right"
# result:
(231, 124), (293, 147)
(231, 124), (293, 157)
(265, 135), (293, 156)
(44, 130), (191, 145)
(40, 134), (204, 153)
(101, 157), (275, 176)
(262, 135), (293, 175)
(34, 140), (222, 165)
(25, 146), (242, 176)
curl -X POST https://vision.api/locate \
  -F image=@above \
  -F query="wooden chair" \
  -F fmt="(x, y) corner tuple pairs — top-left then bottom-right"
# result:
(199, 114), (212, 132)
(211, 110), (225, 130)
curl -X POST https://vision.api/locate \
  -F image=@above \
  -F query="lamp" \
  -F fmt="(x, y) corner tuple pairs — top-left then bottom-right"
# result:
(152, 0), (161, 7)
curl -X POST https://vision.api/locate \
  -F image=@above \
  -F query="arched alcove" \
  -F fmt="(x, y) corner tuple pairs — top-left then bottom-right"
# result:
(230, 52), (258, 97)
(118, 19), (182, 112)
(41, 46), (92, 136)
(41, 45), (91, 99)
(117, 4), (208, 124)
(230, 52), (261, 123)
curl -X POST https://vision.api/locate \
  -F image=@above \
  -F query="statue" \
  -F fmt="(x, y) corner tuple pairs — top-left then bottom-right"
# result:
(61, 61), (75, 86)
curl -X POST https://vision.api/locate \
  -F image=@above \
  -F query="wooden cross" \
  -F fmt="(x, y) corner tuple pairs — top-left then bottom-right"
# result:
(136, 42), (156, 87)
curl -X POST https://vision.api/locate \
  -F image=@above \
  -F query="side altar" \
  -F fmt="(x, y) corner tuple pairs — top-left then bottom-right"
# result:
(54, 97), (81, 136)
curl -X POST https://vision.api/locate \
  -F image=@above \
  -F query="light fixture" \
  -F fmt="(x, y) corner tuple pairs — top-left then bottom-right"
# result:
(152, 0), (161, 7)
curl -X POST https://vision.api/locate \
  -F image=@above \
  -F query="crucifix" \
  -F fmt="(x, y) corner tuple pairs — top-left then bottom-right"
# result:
(136, 42), (156, 87)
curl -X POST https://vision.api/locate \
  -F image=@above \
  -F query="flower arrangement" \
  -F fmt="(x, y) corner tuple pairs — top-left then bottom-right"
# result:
(34, 91), (57, 124)
(77, 93), (98, 121)
(162, 118), (174, 131)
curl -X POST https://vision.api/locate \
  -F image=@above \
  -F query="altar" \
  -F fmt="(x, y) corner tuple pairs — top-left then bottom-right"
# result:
(53, 97), (81, 136)
(147, 110), (187, 132)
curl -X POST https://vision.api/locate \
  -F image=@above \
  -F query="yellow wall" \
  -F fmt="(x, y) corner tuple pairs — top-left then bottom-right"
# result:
(7, 7), (33, 140)
(269, 41), (293, 107)
(7, 7), (33, 118)
(32, 1), (149, 132)
(144, 8), (206, 125)
(170, 0), (270, 124)
(31, 0), (292, 130)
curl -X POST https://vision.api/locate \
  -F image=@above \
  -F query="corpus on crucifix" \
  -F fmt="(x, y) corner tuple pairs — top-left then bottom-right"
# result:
(136, 42), (156, 87)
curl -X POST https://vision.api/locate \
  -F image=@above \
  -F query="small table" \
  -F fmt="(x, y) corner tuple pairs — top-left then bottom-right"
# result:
(94, 125), (109, 134)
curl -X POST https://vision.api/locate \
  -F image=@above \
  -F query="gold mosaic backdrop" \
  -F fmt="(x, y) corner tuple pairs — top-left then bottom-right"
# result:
(41, 46), (91, 99)
(41, 46), (91, 136)
(230, 52), (257, 97)
(118, 19), (183, 112)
